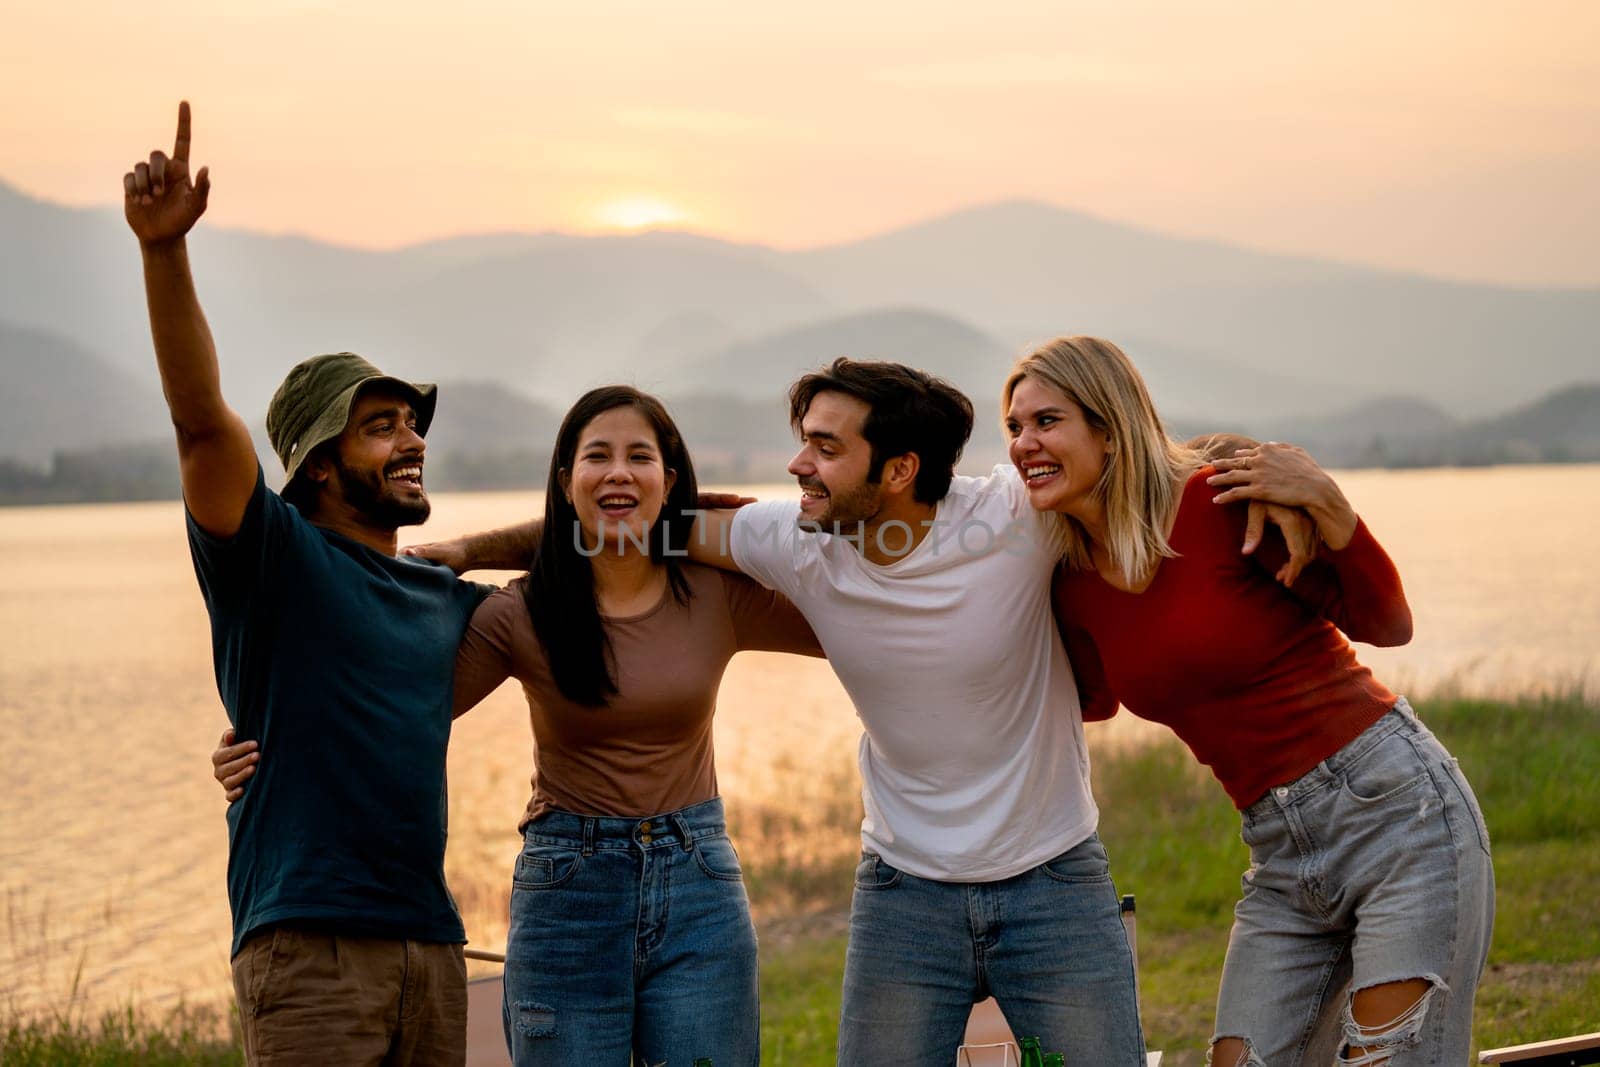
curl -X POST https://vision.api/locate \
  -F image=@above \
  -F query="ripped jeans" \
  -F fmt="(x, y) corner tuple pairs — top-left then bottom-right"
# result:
(501, 798), (758, 1066)
(1211, 700), (1494, 1065)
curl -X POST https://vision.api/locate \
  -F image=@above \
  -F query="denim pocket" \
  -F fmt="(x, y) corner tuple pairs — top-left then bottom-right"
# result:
(1440, 757), (1492, 856)
(693, 833), (745, 882)
(1041, 836), (1112, 884)
(854, 852), (902, 890)
(1339, 735), (1429, 804)
(512, 842), (583, 889)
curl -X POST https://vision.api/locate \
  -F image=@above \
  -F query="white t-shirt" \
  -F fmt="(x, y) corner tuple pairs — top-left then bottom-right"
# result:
(729, 465), (1098, 882)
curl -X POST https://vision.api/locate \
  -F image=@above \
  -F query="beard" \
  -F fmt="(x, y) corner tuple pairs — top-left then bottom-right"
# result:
(802, 476), (885, 531)
(336, 458), (432, 528)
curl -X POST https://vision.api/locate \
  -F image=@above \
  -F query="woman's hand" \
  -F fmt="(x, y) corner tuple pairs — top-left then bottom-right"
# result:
(1209, 443), (1358, 550)
(212, 728), (258, 804)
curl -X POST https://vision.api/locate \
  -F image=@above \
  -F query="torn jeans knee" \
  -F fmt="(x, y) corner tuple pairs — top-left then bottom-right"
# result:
(1337, 977), (1443, 1066)
(1208, 1036), (1266, 1066)
(513, 1000), (557, 1038)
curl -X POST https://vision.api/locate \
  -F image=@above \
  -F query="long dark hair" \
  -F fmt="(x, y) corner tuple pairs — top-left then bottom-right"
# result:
(525, 386), (699, 706)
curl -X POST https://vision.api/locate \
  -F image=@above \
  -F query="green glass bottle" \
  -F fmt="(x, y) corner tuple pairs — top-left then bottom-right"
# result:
(1042, 1054), (1065, 1067)
(1018, 1036), (1045, 1067)
(692, 1060), (714, 1067)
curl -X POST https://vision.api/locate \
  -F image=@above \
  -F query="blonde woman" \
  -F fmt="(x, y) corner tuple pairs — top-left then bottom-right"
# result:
(1003, 337), (1493, 1067)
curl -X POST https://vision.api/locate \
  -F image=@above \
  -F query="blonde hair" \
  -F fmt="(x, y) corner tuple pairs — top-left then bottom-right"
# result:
(1004, 336), (1204, 584)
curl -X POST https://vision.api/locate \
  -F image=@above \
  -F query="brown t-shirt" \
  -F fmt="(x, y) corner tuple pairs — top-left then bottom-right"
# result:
(453, 563), (823, 827)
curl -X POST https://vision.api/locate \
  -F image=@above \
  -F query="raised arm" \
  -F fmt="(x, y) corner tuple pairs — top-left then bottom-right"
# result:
(124, 102), (255, 537)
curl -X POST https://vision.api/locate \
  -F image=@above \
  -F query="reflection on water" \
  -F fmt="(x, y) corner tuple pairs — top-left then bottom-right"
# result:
(1, 465), (1596, 1016)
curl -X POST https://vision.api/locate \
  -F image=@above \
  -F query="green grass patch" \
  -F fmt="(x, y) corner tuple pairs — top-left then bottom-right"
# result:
(1419, 693), (1600, 845)
(0, 1004), (239, 1067)
(760, 931), (849, 1065)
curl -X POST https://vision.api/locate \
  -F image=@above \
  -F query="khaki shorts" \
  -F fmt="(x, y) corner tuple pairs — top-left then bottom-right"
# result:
(231, 926), (467, 1066)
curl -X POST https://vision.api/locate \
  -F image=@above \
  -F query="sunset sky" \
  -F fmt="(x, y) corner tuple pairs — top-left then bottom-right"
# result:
(4, 0), (1596, 287)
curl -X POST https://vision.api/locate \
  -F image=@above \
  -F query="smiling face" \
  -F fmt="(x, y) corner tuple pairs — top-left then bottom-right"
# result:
(314, 384), (432, 528)
(786, 390), (888, 528)
(560, 405), (676, 554)
(1005, 374), (1112, 517)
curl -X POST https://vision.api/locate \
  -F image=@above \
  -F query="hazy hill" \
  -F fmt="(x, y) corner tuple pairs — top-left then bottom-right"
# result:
(5, 179), (1597, 434)
(1447, 383), (1600, 463)
(672, 312), (1371, 429)
(1250, 396), (1460, 452)
(1, 183), (833, 415)
(1220, 384), (1600, 468)
(790, 198), (1359, 324)
(787, 200), (1600, 415)
(0, 321), (170, 464)
(673, 308), (1005, 400)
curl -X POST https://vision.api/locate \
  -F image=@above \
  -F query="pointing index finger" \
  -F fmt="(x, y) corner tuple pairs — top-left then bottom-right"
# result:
(174, 100), (192, 164)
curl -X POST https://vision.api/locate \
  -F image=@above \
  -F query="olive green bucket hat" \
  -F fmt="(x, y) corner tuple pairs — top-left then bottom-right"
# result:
(266, 352), (437, 483)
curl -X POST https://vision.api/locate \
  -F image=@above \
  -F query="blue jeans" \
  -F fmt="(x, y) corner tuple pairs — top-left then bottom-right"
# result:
(501, 797), (759, 1066)
(837, 833), (1146, 1065)
(1212, 701), (1495, 1065)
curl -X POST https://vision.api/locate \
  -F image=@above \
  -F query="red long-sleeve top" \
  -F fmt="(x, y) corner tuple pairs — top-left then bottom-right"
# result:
(1052, 468), (1413, 809)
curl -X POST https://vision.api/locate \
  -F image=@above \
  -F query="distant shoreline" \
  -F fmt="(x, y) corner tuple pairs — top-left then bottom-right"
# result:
(5, 456), (1600, 509)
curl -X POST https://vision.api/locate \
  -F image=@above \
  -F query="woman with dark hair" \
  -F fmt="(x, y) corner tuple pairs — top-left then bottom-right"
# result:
(1003, 337), (1493, 1067)
(446, 385), (822, 1066)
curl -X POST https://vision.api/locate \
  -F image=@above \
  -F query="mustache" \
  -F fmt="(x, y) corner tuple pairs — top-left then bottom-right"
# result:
(797, 477), (828, 493)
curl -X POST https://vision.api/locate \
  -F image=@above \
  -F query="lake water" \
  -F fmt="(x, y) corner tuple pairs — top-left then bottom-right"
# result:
(2, 465), (1597, 1017)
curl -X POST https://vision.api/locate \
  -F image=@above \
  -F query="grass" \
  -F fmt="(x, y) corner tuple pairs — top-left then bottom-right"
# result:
(4, 695), (1594, 1064)
(759, 927), (851, 1066)
(0, 1004), (239, 1066)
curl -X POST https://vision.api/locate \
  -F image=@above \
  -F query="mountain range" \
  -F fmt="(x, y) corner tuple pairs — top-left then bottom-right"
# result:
(2, 176), (1597, 494)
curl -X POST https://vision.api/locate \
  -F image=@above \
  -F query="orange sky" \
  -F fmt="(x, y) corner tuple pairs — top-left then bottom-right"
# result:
(3, 0), (1597, 286)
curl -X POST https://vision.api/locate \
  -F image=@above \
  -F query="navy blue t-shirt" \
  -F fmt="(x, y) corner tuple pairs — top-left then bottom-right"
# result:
(187, 468), (492, 955)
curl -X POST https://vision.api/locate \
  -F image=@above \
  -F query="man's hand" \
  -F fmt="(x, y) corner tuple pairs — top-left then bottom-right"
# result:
(124, 101), (210, 246)
(1209, 442), (1358, 551)
(212, 727), (258, 804)
(403, 538), (472, 573)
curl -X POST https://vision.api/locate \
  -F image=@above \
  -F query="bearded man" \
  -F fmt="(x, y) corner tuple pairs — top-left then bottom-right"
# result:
(124, 101), (489, 1065)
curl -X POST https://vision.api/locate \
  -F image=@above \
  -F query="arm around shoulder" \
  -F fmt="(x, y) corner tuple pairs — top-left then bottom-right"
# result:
(685, 507), (746, 572)
(406, 519), (541, 573)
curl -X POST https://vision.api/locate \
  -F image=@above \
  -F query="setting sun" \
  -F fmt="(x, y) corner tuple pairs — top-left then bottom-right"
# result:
(594, 197), (688, 231)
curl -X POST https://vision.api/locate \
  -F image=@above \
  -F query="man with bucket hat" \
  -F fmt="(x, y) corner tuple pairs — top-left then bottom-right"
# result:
(125, 102), (490, 1064)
